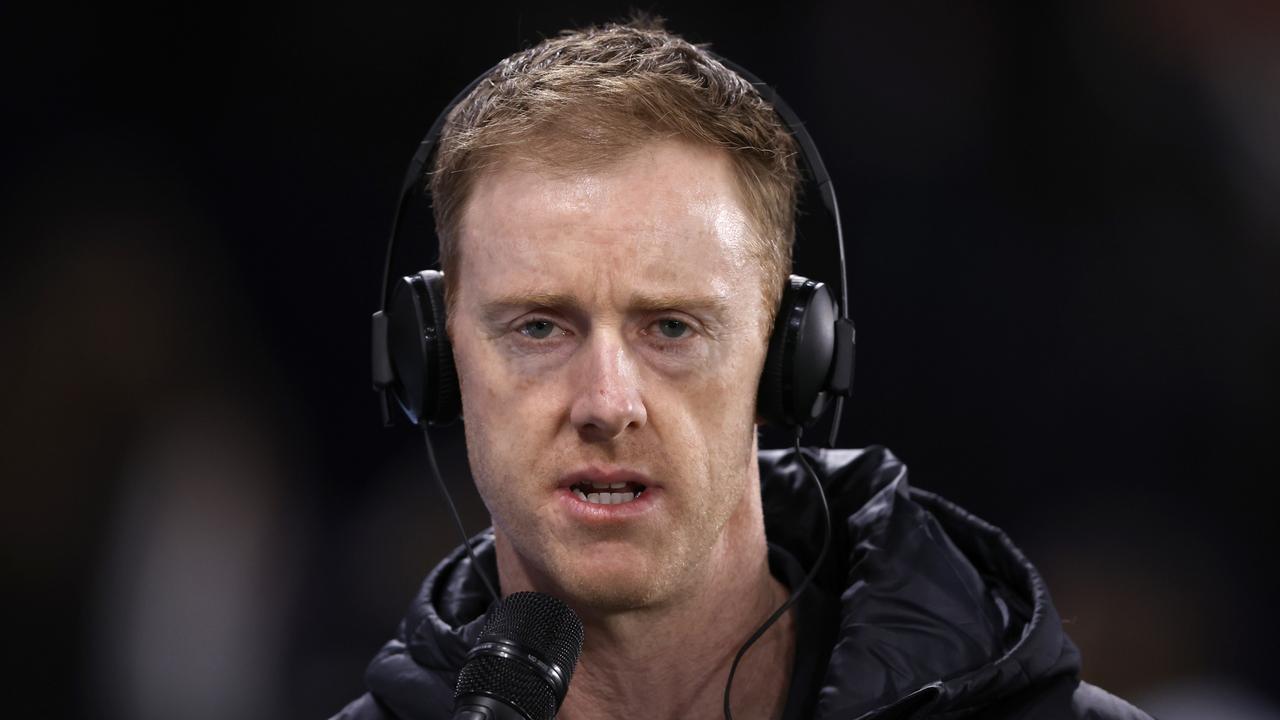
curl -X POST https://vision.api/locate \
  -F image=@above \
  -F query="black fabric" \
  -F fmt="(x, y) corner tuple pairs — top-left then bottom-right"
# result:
(332, 445), (1152, 720)
(769, 543), (838, 720)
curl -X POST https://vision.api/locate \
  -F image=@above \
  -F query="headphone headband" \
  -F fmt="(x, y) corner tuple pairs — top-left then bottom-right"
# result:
(377, 64), (501, 315)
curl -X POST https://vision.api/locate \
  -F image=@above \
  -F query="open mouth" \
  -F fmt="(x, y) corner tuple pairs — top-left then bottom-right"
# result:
(569, 480), (648, 505)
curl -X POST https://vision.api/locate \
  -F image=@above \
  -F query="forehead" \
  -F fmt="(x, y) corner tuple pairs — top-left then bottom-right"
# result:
(456, 139), (763, 308)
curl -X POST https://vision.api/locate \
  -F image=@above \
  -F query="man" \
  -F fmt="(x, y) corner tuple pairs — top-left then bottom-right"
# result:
(337, 18), (1152, 720)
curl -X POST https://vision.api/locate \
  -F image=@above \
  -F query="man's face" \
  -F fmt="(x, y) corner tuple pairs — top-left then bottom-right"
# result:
(450, 139), (773, 610)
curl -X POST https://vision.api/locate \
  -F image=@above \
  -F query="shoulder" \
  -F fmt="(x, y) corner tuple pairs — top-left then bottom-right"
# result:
(899, 676), (1155, 720)
(762, 445), (1154, 720)
(945, 655), (1153, 720)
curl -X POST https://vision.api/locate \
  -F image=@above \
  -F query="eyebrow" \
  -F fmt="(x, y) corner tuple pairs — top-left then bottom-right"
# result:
(478, 290), (734, 323)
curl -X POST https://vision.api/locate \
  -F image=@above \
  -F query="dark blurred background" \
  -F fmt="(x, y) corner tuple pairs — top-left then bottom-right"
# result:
(3, 1), (1278, 718)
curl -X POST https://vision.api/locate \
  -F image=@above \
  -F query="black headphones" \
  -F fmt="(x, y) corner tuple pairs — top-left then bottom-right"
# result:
(370, 53), (855, 441)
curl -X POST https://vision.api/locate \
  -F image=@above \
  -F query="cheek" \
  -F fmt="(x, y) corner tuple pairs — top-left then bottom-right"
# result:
(454, 333), (507, 473)
(698, 338), (767, 417)
(454, 329), (561, 482)
(650, 349), (763, 495)
(455, 325), (540, 420)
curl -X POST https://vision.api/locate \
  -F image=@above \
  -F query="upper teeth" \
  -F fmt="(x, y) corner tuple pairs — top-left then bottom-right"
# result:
(577, 491), (635, 504)
(572, 481), (641, 504)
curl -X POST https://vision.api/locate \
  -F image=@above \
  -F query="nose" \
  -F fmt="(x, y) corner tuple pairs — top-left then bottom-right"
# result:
(569, 334), (647, 441)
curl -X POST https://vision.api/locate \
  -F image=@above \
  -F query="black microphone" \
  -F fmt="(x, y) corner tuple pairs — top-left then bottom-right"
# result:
(453, 591), (585, 720)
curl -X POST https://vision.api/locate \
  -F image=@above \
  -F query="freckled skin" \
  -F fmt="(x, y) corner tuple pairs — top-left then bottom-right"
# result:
(449, 139), (793, 718)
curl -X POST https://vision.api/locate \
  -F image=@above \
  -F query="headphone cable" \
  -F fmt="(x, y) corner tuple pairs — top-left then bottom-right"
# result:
(724, 429), (833, 720)
(422, 427), (501, 602)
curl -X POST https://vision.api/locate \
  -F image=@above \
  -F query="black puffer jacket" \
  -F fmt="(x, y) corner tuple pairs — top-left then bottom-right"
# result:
(333, 446), (1151, 719)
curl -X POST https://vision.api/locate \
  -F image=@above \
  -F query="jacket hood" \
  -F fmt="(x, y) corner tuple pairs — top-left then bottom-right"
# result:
(761, 446), (1081, 719)
(360, 528), (498, 720)
(361, 445), (1084, 719)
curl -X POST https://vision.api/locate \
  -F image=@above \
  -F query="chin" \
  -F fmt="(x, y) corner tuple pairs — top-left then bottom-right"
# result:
(543, 548), (684, 613)
(565, 573), (674, 613)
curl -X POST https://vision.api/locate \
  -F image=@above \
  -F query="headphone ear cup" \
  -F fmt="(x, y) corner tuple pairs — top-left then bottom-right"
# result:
(758, 281), (794, 427)
(385, 270), (461, 425)
(421, 271), (461, 424)
(757, 275), (837, 428)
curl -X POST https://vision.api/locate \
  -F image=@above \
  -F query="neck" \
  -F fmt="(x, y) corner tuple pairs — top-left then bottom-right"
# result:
(561, 564), (794, 720)
(494, 464), (797, 720)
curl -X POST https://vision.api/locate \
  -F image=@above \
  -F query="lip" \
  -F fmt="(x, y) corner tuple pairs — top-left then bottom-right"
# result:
(558, 466), (657, 490)
(556, 466), (660, 523)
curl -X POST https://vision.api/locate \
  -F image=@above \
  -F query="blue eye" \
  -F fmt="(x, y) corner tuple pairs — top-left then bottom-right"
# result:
(656, 319), (688, 339)
(521, 320), (558, 339)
